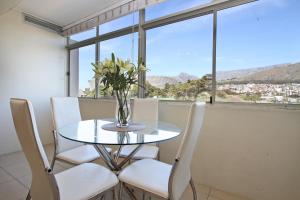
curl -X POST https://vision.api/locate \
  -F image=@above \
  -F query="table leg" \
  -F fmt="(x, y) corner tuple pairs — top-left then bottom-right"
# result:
(117, 144), (143, 169)
(93, 144), (143, 171)
(93, 144), (118, 171)
(115, 145), (123, 162)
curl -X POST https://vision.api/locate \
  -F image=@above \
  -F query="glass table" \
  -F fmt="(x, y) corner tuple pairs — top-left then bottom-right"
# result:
(57, 119), (182, 171)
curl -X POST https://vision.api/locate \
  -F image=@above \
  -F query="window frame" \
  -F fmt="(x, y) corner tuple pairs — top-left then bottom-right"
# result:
(67, 0), (290, 105)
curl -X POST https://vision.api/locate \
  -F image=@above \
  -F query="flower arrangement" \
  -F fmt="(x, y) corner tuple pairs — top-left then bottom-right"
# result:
(92, 53), (146, 127)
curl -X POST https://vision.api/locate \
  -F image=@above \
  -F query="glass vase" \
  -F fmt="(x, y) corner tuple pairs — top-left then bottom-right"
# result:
(115, 90), (131, 127)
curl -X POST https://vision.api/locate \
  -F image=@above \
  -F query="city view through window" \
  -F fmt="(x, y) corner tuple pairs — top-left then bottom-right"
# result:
(75, 0), (300, 104)
(216, 0), (300, 104)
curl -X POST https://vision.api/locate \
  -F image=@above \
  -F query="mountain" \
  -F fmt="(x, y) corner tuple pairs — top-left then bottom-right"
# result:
(146, 62), (300, 88)
(217, 62), (300, 83)
(147, 73), (198, 88)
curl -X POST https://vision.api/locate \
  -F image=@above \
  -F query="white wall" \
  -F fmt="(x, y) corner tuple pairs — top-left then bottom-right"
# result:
(79, 99), (300, 200)
(159, 102), (300, 200)
(0, 10), (67, 155)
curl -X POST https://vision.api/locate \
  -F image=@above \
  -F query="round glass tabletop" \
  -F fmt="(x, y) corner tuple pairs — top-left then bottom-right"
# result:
(57, 119), (182, 145)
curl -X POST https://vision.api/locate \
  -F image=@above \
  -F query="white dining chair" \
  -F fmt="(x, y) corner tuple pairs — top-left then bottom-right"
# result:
(10, 98), (119, 200)
(116, 98), (160, 160)
(118, 102), (205, 200)
(50, 97), (111, 168)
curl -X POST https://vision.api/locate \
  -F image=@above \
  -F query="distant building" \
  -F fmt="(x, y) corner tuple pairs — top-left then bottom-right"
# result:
(88, 78), (95, 90)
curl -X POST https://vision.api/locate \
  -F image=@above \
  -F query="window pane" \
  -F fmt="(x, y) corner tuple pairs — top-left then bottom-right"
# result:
(70, 28), (96, 44)
(146, 15), (213, 101)
(78, 44), (95, 97)
(100, 12), (138, 35)
(146, 0), (211, 21)
(99, 33), (138, 97)
(216, 0), (300, 104)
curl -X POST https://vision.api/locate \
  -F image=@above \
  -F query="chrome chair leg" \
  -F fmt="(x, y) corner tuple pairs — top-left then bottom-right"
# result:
(119, 182), (124, 200)
(124, 184), (138, 200)
(190, 179), (197, 200)
(26, 190), (31, 200)
(113, 187), (119, 200)
(50, 157), (56, 169)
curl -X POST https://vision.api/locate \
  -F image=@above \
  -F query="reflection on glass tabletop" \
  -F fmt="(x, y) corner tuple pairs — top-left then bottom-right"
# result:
(57, 119), (182, 145)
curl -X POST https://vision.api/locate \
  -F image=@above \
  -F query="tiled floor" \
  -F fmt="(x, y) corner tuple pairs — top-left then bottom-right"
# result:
(0, 144), (249, 200)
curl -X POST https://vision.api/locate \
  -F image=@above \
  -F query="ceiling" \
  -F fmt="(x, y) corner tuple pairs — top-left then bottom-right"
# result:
(0, 0), (131, 27)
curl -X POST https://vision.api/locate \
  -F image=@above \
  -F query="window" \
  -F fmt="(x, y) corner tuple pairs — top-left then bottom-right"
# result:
(146, 0), (211, 21)
(69, 0), (299, 104)
(98, 33), (138, 97)
(70, 28), (96, 44)
(78, 44), (95, 97)
(100, 34), (138, 62)
(100, 12), (139, 35)
(146, 14), (213, 101)
(216, 0), (300, 104)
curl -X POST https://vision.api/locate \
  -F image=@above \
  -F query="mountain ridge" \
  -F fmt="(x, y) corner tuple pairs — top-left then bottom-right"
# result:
(147, 72), (198, 88)
(146, 62), (300, 88)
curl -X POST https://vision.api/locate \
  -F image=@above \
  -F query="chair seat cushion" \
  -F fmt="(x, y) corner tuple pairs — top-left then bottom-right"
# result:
(118, 145), (159, 159)
(57, 145), (111, 164)
(119, 159), (172, 198)
(55, 163), (118, 200)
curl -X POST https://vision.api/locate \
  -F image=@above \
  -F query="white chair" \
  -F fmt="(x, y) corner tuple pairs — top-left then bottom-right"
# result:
(50, 97), (111, 167)
(118, 102), (205, 200)
(117, 98), (160, 160)
(10, 98), (119, 200)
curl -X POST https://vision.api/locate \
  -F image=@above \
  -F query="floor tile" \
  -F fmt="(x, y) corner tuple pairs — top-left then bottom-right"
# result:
(55, 160), (74, 169)
(15, 165), (66, 190)
(180, 182), (210, 200)
(16, 175), (31, 189)
(208, 197), (220, 200)
(52, 164), (67, 174)
(210, 188), (250, 200)
(117, 182), (210, 200)
(0, 151), (27, 168)
(0, 167), (14, 184)
(1, 148), (250, 200)
(0, 180), (28, 200)
(2, 162), (31, 179)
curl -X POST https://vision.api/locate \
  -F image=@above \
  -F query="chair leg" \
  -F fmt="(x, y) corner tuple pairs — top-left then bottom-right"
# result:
(113, 187), (119, 200)
(190, 179), (197, 200)
(119, 182), (124, 200)
(50, 156), (56, 169)
(26, 190), (31, 200)
(124, 184), (138, 200)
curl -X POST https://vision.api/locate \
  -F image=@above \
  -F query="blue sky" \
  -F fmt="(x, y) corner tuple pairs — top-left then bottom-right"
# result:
(76, 0), (300, 89)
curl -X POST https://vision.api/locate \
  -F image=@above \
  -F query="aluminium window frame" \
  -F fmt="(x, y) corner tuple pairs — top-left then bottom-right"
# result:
(66, 0), (256, 102)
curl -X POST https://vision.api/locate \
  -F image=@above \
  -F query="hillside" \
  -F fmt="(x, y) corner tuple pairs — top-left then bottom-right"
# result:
(218, 62), (300, 84)
(147, 72), (198, 88)
(146, 62), (300, 88)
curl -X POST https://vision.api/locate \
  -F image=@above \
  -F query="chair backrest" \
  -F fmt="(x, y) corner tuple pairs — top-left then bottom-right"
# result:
(10, 99), (59, 200)
(51, 97), (83, 153)
(170, 102), (205, 200)
(132, 98), (159, 123)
